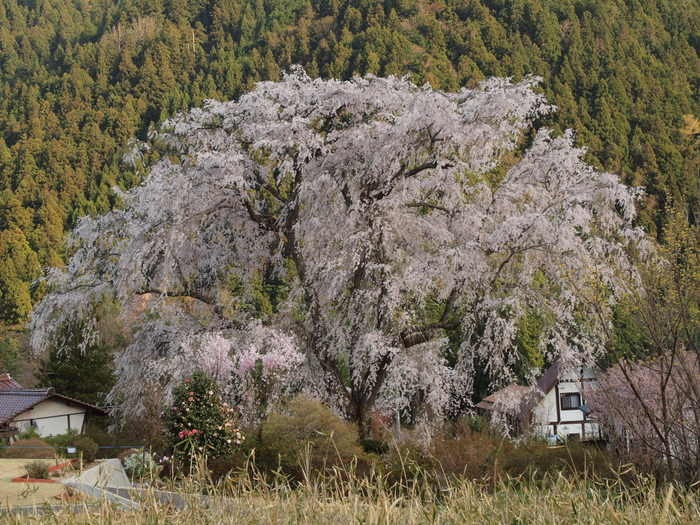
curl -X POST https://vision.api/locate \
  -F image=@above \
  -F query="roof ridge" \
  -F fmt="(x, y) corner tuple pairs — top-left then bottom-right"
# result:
(0, 388), (50, 394)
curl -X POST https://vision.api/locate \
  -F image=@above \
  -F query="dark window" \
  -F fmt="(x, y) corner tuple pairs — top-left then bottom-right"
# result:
(560, 393), (581, 410)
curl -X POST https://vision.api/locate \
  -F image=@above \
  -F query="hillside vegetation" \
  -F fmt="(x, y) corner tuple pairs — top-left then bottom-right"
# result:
(0, 0), (698, 328)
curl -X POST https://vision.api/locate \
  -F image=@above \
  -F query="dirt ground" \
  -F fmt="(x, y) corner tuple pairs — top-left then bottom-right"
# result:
(0, 458), (69, 508)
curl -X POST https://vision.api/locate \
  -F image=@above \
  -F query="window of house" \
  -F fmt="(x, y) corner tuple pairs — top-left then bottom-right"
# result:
(560, 392), (581, 410)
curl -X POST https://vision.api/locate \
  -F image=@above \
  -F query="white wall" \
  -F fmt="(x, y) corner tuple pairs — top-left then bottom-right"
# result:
(12, 399), (86, 437)
(558, 381), (585, 423)
(532, 366), (600, 441)
(533, 387), (557, 426)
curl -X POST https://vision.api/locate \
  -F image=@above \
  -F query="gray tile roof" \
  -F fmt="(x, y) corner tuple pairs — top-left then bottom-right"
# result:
(536, 358), (562, 393)
(0, 389), (51, 424)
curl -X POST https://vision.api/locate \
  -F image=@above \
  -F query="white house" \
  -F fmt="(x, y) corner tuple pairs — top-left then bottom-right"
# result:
(477, 359), (602, 442)
(0, 373), (106, 440)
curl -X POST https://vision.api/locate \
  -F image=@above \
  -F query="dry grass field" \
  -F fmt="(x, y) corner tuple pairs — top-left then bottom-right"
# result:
(0, 459), (66, 508)
(0, 464), (697, 524)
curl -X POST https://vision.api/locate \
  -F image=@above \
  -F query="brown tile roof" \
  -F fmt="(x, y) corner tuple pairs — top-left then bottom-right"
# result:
(476, 384), (532, 412)
(477, 358), (567, 413)
(49, 393), (108, 416)
(0, 373), (23, 391)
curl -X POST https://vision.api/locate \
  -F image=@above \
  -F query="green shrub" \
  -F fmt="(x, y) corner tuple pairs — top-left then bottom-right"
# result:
(24, 460), (49, 479)
(72, 435), (99, 462)
(16, 427), (40, 440)
(259, 396), (364, 478)
(45, 430), (77, 452)
(205, 429), (260, 482)
(359, 438), (389, 455)
(0, 438), (55, 459)
(45, 431), (99, 462)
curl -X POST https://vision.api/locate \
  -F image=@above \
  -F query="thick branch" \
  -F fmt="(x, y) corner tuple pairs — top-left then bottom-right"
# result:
(405, 201), (451, 214)
(401, 320), (459, 348)
(243, 199), (277, 232)
(137, 289), (216, 306)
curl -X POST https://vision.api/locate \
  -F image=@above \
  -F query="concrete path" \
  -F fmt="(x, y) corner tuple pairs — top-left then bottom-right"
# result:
(64, 458), (131, 488)
(62, 459), (137, 509)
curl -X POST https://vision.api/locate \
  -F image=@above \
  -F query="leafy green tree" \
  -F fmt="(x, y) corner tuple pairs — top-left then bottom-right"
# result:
(514, 310), (545, 379)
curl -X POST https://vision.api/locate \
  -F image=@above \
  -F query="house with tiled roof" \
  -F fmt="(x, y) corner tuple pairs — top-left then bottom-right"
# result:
(0, 373), (107, 441)
(477, 359), (602, 442)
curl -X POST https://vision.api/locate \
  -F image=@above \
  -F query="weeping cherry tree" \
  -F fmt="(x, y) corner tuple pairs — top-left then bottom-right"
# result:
(31, 68), (645, 435)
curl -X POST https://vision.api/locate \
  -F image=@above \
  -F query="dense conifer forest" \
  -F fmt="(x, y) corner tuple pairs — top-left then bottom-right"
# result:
(0, 0), (697, 331)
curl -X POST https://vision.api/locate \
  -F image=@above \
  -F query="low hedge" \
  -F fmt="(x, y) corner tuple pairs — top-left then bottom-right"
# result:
(0, 438), (55, 459)
(45, 432), (99, 462)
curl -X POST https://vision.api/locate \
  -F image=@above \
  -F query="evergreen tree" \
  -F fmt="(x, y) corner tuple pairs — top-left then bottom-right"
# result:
(37, 302), (123, 404)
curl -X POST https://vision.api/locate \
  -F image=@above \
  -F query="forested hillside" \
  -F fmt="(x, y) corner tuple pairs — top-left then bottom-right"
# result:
(0, 0), (698, 328)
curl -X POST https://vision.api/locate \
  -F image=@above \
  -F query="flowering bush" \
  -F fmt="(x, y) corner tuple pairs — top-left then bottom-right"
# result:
(178, 428), (200, 439)
(232, 321), (305, 425)
(165, 371), (244, 460)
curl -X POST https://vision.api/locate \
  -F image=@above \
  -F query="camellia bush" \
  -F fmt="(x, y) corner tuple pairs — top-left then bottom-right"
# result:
(165, 371), (244, 460)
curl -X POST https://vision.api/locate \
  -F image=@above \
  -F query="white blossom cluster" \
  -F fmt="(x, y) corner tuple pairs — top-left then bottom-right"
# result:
(30, 68), (643, 429)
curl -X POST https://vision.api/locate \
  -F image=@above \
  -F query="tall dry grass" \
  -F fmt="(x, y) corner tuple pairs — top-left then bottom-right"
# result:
(1, 452), (698, 524)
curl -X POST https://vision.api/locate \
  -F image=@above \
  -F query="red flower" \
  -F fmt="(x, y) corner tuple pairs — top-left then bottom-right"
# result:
(179, 428), (201, 439)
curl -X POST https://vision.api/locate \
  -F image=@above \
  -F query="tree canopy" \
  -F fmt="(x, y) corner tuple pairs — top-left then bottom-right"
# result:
(30, 71), (645, 433)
